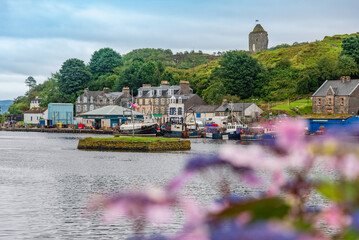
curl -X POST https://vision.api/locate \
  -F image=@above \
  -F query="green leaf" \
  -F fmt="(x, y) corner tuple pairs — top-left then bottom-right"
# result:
(213, 197), (290, 221)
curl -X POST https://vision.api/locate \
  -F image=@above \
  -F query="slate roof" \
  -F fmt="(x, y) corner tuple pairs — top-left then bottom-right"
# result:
(81, 105), (143, 116)
(191, 105), (219, 113)
(215, 103), (254, 112)
(312, 79), (359, 97)
(24, 107), (48, 114)
(137, 85), (193, 98)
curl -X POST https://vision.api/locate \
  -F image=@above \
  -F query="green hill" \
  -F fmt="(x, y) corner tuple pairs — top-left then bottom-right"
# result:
(253, 33), (359, 68)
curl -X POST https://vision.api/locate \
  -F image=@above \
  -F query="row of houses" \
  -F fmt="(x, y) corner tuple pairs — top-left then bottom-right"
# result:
(75, 81), (263, 127)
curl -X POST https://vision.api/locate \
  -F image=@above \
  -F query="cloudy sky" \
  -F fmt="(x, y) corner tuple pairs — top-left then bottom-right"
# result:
(0, 0), (358, 100)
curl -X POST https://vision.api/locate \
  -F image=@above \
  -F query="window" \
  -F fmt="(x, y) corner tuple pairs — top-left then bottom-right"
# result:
(341, 98), (344, 106)
(169, 89), (173, 95)
(161, 98), (165, 105)
(154, 107), (159, 114)
(83, 105), (88, 112)
(90, 96), (93, 103)
(318, 98), (321, 105)
(157, 89), (162, 97)
(328, 98), (332, 105)
(167, 99), (170, 104)
(149, 90), (153, 97)
(178, 97), (182, 104)
(155, 98), (159, 105)
(83, 96), (87, 103)
(31, 116), (32, 121)
(178, 107), (182, 115)
(138, 91), (142, 97)
(161, 107), (165, 114)
(77, 97), (81, 103)
(90, 105), (94, 111)
(77, 105), (81, 112)
(170, 107), (176, 115)
(170, 96), (176, 104)
(103, 98), (107, 104)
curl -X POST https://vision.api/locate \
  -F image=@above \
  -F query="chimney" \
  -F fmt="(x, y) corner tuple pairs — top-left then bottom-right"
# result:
(340, 76), (351, 83)
(179, 81), (190, 95)
(103, 87), (110, 94)
(84, 88), (89, 93)
(142, 84), (152, 88)
(222, 98), (228, 104)
(160, 80), (170, 86)
(122, 87), (130, 97)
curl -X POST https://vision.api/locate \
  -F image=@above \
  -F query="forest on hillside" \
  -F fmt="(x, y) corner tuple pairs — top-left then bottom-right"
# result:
(8, 34), (359, 114)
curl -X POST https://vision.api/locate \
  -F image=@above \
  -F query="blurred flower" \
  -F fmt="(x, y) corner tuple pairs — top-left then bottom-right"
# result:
(320, 204), (350, 227)
(275, 119), (307, 151)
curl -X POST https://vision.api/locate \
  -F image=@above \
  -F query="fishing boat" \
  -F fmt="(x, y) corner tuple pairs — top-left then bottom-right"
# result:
(119, 120), (158, 134)
(160, 122), (201, 138)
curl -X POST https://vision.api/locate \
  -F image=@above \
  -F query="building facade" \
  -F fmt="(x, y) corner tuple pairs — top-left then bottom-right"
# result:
(135, 81), (194, 122)
(312, 77), (359, 114)
(167, 94), (206, 122)
(24, 107), (48, 124)
(215, 102), (263, 118)
(76, 87), (131, 115)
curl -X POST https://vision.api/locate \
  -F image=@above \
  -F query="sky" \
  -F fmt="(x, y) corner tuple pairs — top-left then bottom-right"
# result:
(0, 0), (358, 100)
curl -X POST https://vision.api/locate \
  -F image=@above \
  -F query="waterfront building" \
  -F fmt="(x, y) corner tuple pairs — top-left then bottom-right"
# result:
(24, 107), (48, 124)
(81, 105), (143, 129)
(76, 87), (131, 115)
(167, 94), (206, 122)
(215, 102), (263, 118)
(190, 105), (219, 122)
(48, 103), (74, 125)
(135, 81), (194, 123)
(312, 76), (359, 114)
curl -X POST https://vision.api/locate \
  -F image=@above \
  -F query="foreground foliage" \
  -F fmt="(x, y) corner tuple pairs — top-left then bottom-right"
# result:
(89, 120), (359, 239)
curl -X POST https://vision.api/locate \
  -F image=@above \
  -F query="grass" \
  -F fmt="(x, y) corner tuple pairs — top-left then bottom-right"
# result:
(271, 99), (312, 116)
(86, 136), (181, 142)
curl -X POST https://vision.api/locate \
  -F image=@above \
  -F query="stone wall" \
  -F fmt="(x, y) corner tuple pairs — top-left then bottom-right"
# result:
(78, 138), (191, 152)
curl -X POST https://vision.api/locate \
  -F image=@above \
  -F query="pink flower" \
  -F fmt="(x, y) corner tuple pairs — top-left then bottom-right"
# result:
(321, 204), (350, 227)
(275, 119), (307, 150)
(338, 154), (359, 180)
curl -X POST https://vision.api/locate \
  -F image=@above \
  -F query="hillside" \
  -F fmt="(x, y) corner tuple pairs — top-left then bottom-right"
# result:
(123, 48), (219, 69)
(253, 33), (359, 68)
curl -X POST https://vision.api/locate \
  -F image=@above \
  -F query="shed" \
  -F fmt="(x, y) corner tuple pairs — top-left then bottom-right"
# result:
(48, 103), (74, 125)
(306, 115), (359, 132)
(81, 105), (144, 128)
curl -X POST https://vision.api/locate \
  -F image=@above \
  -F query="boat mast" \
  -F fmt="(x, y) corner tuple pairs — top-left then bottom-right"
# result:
(132, 90), (134, 137)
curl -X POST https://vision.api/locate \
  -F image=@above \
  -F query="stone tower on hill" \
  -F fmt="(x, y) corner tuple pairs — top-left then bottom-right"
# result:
(249, 24), (268, 54)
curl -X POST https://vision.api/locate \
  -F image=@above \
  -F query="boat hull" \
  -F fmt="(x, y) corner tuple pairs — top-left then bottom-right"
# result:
(120, 124), (158, 134)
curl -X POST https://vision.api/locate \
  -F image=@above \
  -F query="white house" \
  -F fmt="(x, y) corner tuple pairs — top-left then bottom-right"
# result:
(24, 107), (48, 124)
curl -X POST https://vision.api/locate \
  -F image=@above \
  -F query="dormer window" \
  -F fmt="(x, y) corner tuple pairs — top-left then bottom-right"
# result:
(90, 96), (93, 103)
(170, 96), (176, 104)
(149, 90), (153, 97)
(77, 97), (81, 103)
(138, 91), (142, 97)
(169, 89), (173, 96)
(157, 89), (162, 97)
(178, 97), (182, 104)
(83, 96), (87, 103)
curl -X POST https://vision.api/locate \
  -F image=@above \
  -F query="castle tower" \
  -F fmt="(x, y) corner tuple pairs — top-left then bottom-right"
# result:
(249, 24), (268, 54)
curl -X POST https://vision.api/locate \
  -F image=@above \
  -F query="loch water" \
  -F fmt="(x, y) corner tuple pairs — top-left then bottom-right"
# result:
(0, 131), (238, 239)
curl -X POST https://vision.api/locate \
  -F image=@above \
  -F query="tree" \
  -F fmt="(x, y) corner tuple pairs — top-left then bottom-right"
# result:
(25, 76), (37, 90)
(89, 48), (123, 77)
(336, 55), (359, 77)
(340, 36), (359, 65)
(316, 57), (337, 82)
(202, 81), (226, 104)
(213, 51), (269, 99)
(58, 58), (92, 101)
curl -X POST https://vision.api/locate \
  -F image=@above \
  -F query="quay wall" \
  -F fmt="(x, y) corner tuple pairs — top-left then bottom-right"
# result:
(78, 138), (191, 152)
(0, 127), (113, 134)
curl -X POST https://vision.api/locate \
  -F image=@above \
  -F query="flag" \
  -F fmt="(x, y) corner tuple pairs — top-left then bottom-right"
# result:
(255, 20), (259, 22)
(128, 103), (133, 109)
(130, 103), (138, 109)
